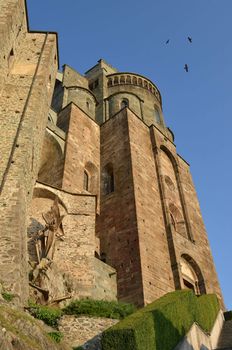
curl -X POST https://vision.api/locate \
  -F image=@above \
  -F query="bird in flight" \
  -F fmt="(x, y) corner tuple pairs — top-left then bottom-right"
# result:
(184, 64), (189, 72)
(187, 36), (192, 43)
(166, 39), (170, 44)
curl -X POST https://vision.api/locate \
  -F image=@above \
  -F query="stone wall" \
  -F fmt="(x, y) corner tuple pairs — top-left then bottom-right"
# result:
(58, 103), (100, 200)
(58, 315), (118, 349)
(37, 121), (66, 188)
(93, 258), (117, 301)
(28, 182), (117, 301)
(97, 108), (145, 306)
(0, 0), (58, 304)
(97, 107), (224, 307)
(126, 109), (175, 304)
(28, 182), (97, 299)
(150, 123), (224, 307)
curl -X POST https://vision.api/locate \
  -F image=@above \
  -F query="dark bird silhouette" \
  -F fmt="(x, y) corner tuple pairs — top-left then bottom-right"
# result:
(184, 64), (189, 72)
(187, 36), (192, 43)
(166, 39), (170, 44)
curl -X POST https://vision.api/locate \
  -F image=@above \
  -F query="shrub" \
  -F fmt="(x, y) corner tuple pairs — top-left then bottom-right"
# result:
(102, 290), (220, 350)
(73, 347), (84, 350)
(28, 305), (63, 327)
(102, 311), (155, 350)
(195, 294), (220, 332)
(48, 331), (63, 343)
(63, 299), (136, 320)
(2, 292), (14, 302)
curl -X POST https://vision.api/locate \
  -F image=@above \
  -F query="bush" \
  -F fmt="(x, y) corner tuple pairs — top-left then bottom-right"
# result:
(102, 312), (155, 350)
(28, 305), (63, 327)
(102, 290), (220, 350)
(2, 292), (14, 302)
(48, 331), (63, 343)
(224, 310), (232, 321)
(63, 299), (136, 320)
(195, 294), (220, 332)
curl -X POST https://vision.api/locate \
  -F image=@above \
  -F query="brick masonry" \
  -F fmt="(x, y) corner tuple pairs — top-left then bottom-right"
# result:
(0, 2), (224, 310)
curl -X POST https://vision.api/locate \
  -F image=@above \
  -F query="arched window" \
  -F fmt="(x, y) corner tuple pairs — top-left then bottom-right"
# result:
(169, 203), (187, 237)
(180, 256), (206, 295)
(121, 99), (129, 109)
(181, 254), (206, 295)
(103, 164), (114, 195)
(154, 106), (161, 124)
(84, 170), (89, 191)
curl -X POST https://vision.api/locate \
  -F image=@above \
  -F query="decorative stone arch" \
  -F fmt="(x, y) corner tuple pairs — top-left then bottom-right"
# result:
(38, 131), (64, 188)
(67, 85), (98, 106)
(28, 188), (67, 263)
(169, 202), (187, 237)
(160, 145), (178, 172)
(180, 254), (206, 295)
(160, 146), (194, 242)
(107, 90), (144, 102)
(84, 161), (99, 195)
(107, 91), (143, 118)
(33, 187), (68, 213)
(164, 175), (175, 192)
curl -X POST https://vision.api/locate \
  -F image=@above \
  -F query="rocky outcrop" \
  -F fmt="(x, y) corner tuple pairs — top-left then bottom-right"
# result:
(0, 303), (70, 350)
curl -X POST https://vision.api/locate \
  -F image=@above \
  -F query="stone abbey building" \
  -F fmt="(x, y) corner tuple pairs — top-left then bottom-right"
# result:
(0, 0), (224, 308)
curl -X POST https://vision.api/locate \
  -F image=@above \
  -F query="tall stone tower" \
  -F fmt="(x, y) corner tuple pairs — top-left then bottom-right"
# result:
(51, 59), (224, 307)
(0, 0), (223, 308)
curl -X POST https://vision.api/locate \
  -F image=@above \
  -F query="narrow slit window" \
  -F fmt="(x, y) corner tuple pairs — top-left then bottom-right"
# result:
(121, 99), (129, 109)
(84, 170), (89, 191)
(8, 48), (14, 68)
(154, 106), (161, 124)
(103, 164), (114, 195)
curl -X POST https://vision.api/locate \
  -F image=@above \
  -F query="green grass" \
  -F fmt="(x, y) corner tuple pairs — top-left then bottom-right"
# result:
(47, 331), (63, 343)
(2, 292), (14, 302)
(28, 305), (63, 327)
(102, 290), (220, 350)
(63, 299), (136, 320)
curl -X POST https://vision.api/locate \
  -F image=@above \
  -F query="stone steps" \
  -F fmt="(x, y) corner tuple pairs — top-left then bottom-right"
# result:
(215, 320), (232, 350)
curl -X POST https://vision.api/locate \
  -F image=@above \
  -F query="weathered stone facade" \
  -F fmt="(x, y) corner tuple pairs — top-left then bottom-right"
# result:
(0, 0), (58, 304)
(0, 0), (224, 309)
(58, 315), (118, 349)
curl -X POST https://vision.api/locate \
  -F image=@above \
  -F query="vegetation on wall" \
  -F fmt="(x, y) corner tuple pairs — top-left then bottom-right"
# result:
(63, 299), (136, 320)
(28, 298), (136, 330)
(2, 291), (14, 302)
(47, 331), (63, 343)
(101, 290), (220, 350)
(28, 304), (63, 327)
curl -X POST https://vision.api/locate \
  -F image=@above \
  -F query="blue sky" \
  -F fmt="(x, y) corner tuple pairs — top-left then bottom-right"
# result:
(27, 0), (232, 309)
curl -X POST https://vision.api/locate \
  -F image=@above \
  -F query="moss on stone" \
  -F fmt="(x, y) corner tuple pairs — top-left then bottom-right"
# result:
(0, 304), (67, 350)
